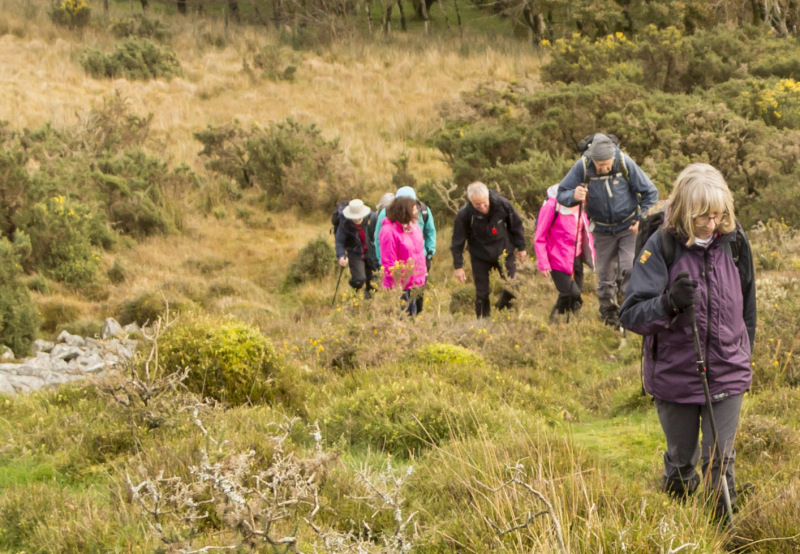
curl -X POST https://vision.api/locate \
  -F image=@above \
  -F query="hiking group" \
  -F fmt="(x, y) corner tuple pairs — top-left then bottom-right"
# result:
(333, 133), (757, 524)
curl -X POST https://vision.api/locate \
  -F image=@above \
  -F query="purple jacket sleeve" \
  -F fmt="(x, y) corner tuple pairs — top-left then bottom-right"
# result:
(619, 232), (674, 335)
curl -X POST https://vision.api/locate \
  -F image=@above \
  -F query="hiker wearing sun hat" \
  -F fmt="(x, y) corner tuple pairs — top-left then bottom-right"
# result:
(557, 133), (658, 328)
(335, 199), (376, 298)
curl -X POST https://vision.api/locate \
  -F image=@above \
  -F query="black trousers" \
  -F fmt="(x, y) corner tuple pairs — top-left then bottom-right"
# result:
(348, 256), (374, 294)
(471, 255), (517, 318)
(550, 256), (583, 315)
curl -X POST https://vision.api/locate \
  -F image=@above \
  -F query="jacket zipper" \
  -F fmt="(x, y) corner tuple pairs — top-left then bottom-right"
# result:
(703, 249), (712, 378)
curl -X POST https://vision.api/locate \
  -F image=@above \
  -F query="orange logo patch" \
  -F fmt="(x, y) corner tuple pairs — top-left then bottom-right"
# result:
(639, 250), (652, 264)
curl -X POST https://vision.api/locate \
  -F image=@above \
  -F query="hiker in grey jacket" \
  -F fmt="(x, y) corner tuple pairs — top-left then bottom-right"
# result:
(620, 163), (756, 520)
(451, 182), (527, 318)
(558, 134), (658, 327)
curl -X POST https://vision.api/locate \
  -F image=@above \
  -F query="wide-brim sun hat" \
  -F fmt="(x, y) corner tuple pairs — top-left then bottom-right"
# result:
(343, 199), (371, 220)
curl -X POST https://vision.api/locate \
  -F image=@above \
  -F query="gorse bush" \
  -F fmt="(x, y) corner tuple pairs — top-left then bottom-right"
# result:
(16, 196), (102, 286)
(0, 238), (39, 356)
(195, 118), (361, 213)
(437, 55), (800, 226)
(49, 0), (90, 28)
(92, 151), (192, 237)
(108, 14), (170, 42)
(284, 236), (336, 286)
(81, 38), (181, 81)
(158, 314), (279, 406)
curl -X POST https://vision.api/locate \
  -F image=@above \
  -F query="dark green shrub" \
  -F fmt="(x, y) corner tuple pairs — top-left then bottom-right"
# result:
(117, 289), (198, 326)
(0, 148), (31, 237)
(448, 285), (475, 315)
(284, 236), (336, 287)
(108, 14), (170, 42)
(37, 297), (84, 334)
(158, 314), (278, 406)
(49, 0), (90, 28)
(26, 275), (50, 294)
(91, 151), (192, 237)
(195, 118), (361, 213)
(0, 238), (39, 356)
(106, 260), (126, 284)
(81, 38), (181, 81)
(15, 196), (102, 286)
(541, 26), (760, 94)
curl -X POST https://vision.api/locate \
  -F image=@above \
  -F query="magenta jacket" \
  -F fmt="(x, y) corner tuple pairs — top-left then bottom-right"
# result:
(379, 219), (427, 290)
(534, 186), (595, 274)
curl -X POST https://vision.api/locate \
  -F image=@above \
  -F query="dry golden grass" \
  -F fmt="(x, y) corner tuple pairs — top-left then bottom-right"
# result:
(0, 2), (543, 321)
(0, 6), (543, 185)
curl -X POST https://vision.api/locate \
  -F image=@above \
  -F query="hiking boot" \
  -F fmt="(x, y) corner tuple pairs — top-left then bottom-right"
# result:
(475, 296), (491, 319)
(603, 315), (621, 329)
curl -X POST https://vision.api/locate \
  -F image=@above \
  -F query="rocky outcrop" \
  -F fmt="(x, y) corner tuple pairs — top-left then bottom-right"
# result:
(0, 318), (139, 397)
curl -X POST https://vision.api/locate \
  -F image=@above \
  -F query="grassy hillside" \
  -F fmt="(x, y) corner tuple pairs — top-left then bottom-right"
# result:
(1, 1), (799, 552)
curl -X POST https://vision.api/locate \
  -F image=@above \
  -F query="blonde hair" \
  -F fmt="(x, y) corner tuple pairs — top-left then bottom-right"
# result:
(666, 163), (736, 246)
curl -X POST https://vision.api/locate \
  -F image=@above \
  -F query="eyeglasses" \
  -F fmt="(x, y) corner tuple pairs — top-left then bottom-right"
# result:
(693, 213), (729, 227)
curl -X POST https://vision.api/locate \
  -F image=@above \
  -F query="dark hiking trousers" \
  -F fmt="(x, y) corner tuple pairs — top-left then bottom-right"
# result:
(348, 256), (374, 295)
(472, 255), (517, 318)
(654, 394), (742, 513)
(550, 256), (583, 316)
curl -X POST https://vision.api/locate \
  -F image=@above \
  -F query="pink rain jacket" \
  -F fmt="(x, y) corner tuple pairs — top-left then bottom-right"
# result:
(534, 185), (595, 274)
(379, 219), (427, 290)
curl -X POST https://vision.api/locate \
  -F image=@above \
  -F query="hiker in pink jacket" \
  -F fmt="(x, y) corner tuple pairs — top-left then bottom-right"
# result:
(379, 196), (427, 316)
(535, 184), (595, 319)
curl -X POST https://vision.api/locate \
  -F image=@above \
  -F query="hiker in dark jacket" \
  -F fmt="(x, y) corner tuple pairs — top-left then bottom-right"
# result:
(335, 199), (375, 298)
(450, 182), (527, 318)
(620, 163), (756, 519)
(558, 134), (658, 327)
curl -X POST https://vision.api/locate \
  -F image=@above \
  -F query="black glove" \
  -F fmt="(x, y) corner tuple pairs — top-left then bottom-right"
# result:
(664, 270), (698, 314)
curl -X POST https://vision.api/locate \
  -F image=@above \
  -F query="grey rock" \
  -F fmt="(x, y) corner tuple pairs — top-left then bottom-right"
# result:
(7, 375), (46, 393)
(84, 337), (100, 348)
(43, 371), (84, 386)
(56, 331), (86, 347)
(101, 318), (124, 339)
(0, 346), (14, 361)
(0, 375), (16, 396)
(50, 344), (83, 361)
(33, 339), (56, 354)
(0, 362), (21, 373)
(123, 323), (141, 334)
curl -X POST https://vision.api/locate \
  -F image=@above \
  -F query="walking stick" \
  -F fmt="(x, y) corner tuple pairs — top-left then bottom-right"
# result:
(688, 301), (735, 527)
(331, 265), (345, 307)
(566, 202), (583, 323)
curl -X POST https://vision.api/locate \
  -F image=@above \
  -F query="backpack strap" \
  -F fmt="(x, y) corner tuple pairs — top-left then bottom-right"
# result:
(657, 228), (676, 267)
(619, 153), (630, 183)
(581, 149), (629, 185)
(418, 201), (429, 224)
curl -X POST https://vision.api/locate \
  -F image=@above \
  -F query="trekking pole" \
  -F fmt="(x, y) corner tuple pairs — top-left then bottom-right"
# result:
(331, 265), (345, 307)
(688, 302), (735, 528)
(566, 202), (584, 323)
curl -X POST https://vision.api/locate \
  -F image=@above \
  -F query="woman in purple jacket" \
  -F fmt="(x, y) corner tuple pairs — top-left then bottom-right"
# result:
(534, 184), (595, 319)
(620, 163), (756, 520)
(379, 197), (427, 316)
